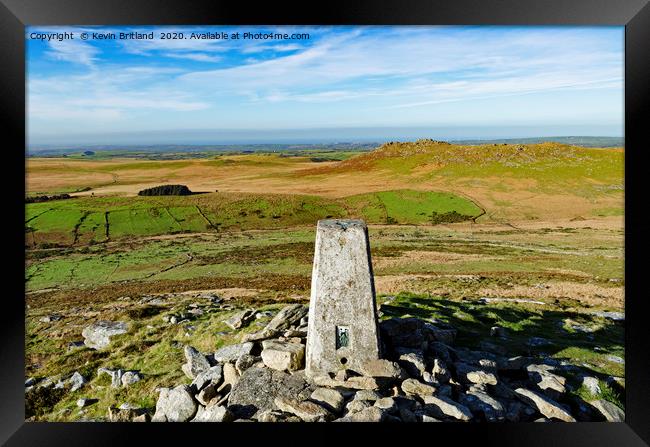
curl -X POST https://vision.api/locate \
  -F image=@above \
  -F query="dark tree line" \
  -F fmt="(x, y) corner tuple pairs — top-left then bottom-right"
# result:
(138, 185), (193, 196)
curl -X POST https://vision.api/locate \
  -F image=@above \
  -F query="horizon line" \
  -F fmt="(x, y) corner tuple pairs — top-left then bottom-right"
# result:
(27, 135), (624, 151)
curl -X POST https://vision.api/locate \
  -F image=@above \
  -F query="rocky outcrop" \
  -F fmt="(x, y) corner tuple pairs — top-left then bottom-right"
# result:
(590, 399), (625, 422)
(514, 388), (576, 422)
(152, 385), (198, 422)
(310, 387), (345, 414)
(242, 304), (308, 342)
(274, 396), (333, 422)
(97, 368), (142, 388)
(191, 404), (233, 422)
(181, 345), (211, 379)
(132, 304), (617, 423)
(82, 321), (128, 349)
(224, 309), (257, 330)
(192, 365), (223, 392)
(214, 342), (254, 363)
(228, 367), (314, 418)
(422, 395), (473, 421)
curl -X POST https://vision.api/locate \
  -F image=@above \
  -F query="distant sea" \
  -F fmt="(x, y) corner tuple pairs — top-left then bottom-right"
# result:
(27, 136), (623, 156)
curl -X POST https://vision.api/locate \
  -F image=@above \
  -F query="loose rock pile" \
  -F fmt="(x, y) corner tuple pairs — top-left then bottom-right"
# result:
(143, 304), (624, 423)
(26, 298), (624, 422)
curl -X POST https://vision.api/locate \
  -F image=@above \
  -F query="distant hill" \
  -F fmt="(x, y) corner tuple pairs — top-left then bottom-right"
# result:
(26, 142), (379, 157)
(25, 138), (624, 223)
(298, 139), (623, 221)
(305, 139), (623, 174)
(26, 136), (621, 157)
(450, 136), (623, 148)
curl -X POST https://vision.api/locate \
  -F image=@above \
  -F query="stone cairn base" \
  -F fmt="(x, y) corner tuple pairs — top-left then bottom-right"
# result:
(143, 303), (622, 423)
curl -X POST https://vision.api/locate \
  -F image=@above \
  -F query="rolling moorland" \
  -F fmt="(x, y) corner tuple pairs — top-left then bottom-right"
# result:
(24, 139), (624, 421)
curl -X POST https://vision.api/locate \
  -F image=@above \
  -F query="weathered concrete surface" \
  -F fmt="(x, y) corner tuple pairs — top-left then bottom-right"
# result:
(305, 219), (381, 379)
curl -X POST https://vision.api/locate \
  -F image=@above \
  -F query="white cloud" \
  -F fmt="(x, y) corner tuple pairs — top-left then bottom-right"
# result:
(240, 43), (305, 54)
(161, 52), (222, 63)
(116, 26), (234, 58)
(27, 26), (623, 137)
(46, 40), (100, 67)
(386, 76), (623, 110)
(28, 63), (211, 126)
(29, 99), (123, 121)
(66, 94), (209, 111)
(178, 26), (622, 106)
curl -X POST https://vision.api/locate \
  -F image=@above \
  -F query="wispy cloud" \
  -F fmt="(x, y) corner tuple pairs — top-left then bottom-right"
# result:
(240, 43), (306, 54)
(180, 27), (622, 101)
(161, 52), (222, 63)
(28, 65), (210, 125)
(26, 25), (624, 141)
(119, 29), (229, 55)
(46, 39), (100, 67)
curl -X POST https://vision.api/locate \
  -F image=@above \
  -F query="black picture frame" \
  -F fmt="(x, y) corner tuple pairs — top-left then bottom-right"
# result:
(2, 0), (648, 445)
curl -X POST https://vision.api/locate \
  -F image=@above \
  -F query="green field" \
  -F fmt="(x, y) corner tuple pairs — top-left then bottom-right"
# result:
(26, 223), (623, 302)
(25, 189), (483, 247)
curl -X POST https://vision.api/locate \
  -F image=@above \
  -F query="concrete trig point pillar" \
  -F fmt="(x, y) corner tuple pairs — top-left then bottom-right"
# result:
(305, 219), (381, 379)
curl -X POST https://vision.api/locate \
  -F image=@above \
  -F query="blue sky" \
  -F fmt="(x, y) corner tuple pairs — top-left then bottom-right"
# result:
(26, 26), (624, 145)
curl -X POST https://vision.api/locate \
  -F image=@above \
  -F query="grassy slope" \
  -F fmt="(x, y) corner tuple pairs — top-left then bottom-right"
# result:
(325, 140), (622, 183)
(26, 224), (623, 307)
(26, 141), (624, 222)
(304, 140), (624, 221)
(25, 190), (483, 247)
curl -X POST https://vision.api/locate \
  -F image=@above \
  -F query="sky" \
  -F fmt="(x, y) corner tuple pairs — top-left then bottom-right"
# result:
(26, 25), (624, 146)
